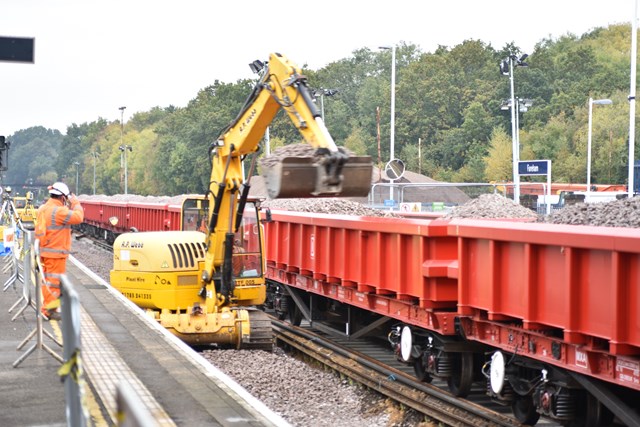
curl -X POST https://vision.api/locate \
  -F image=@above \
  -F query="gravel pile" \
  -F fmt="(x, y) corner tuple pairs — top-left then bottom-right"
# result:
(78, 194), (194, 205)
(444, 193), (539, 219)
(543, 196), (640, 227)
(262, 198), (398, 217)
(201, 349), (399, 427)
(442, 192), (640, 228)
(259, 143), (354, 168)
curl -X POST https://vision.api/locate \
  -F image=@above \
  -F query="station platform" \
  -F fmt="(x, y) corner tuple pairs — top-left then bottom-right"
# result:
(0, 255), (289, 427)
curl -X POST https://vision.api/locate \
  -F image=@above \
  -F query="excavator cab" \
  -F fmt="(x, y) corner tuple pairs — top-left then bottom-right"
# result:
(181, 197), (209, 232)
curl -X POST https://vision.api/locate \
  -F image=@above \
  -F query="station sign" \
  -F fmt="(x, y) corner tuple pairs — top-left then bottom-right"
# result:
(519, 160), (550, 176)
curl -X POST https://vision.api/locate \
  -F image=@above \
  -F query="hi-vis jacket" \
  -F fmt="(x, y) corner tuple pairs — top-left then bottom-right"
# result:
(35, 197), (84, 259)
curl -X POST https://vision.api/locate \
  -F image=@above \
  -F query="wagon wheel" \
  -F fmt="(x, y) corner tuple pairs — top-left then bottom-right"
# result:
(412, 357), (433, 383)
(447, 352), (473, 397)
(511, 395), (540, 425)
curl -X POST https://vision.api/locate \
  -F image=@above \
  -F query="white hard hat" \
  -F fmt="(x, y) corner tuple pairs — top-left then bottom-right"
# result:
(48, 182), (70, 197)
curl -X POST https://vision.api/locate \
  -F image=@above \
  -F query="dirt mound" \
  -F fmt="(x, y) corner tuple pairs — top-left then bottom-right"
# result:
(445, 193), (539, 219)
(543, 196), (640, 227)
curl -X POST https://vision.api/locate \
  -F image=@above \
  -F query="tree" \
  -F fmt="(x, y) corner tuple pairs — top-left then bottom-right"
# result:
(484, 128), (513, 182)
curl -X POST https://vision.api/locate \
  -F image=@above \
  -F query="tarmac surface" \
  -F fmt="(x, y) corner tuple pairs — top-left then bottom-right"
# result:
(0, 251), (289, 427)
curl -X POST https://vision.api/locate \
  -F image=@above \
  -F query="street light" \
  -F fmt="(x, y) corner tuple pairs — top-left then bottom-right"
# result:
(73, 161), (80, 194)
(628, 0), (638, 197)
(587, 98), (613, 198)
(119, 144), (133, 194)
(312, 88), (339, 121)
(500, 53), (529, 203)
(118, 106), (131, 194)
(500, 98), (533, 165)
(379, 45), (396, 201)
(90, 152), (98, 195)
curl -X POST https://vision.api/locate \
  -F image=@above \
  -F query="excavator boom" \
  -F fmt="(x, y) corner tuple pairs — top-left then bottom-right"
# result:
(111, 53), (373, 350)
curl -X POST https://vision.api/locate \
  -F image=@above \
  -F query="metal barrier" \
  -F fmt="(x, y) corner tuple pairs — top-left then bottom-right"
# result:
(58, 274), (89, 427)
(13, 238), (63, 367)
(11, 234), (91, 425)
(2, 200), (22, 291)
(8, 229), (37, 320)
(3, 216), (153, 426)
(116, 382), (157, 427)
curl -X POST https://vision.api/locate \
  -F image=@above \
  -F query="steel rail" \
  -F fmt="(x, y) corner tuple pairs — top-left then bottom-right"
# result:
(272, 319), (521, 427)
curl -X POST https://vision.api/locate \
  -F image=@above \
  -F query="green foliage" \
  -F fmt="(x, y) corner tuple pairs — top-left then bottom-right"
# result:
(484, 128), (513, 181)
(5, 24), (640, 195)
(5, 127), (63, 190)
(343, 126), (368, 156)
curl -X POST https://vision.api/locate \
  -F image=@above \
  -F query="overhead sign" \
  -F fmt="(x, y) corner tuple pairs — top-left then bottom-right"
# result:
(0, 37), (34, 63)
(519, 160), (550, 176)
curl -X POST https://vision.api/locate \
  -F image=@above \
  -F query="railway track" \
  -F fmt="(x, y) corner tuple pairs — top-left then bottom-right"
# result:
(75, 232), (113, 252)
(271, 318), (526, 427)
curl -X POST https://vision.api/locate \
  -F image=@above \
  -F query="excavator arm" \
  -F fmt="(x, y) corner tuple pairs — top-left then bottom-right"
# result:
(201, 52), (372, 308)
(210, 52), (372, 198)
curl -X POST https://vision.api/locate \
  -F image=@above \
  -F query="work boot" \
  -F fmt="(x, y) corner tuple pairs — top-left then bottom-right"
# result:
(44, 309), (62, 321)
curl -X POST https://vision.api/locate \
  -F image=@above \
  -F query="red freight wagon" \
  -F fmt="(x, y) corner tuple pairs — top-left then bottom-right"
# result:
(264, 210), (460, 334)
(126, 202), (178, 232)
(452, 219), (640, 355)
(263, 210), (640, 425)
(78, 198), (184, 243)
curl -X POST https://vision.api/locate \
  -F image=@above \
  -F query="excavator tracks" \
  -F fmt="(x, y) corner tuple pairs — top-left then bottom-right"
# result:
(242, 309), (273, 351)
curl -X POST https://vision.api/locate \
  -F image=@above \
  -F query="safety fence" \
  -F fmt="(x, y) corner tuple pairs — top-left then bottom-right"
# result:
(1, 196), (155, 427)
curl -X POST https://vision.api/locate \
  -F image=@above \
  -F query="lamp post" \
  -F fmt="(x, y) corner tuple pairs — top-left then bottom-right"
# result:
(90, 152), (98, 195)
(500, 97), (533, 164)
(500, 53), (529, 203)
(587, 98), (613, 198)
(379, 45), (396, 201)
(73, 161), (80, 194)
(118, 106), (131, 194)
(119, 144), (132, 194)
(629, 0), (638, 197)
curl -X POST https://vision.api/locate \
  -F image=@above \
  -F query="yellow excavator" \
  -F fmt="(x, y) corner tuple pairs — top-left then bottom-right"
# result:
(13, 191), (38, 229)
(110, 53), (373, 348)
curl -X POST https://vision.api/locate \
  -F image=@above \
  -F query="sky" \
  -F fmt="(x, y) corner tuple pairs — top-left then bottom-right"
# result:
(0, 0), (636, 136)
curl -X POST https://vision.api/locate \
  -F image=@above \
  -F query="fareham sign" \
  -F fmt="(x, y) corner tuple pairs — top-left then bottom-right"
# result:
(518, 160), (552, 215)
(519, 160), (550, 176)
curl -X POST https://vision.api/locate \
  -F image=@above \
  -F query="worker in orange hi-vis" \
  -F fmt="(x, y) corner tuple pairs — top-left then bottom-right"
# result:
(35, 182), (84, 321)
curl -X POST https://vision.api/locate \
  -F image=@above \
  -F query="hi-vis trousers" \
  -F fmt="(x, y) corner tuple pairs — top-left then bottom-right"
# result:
(40, 257), (66, 313)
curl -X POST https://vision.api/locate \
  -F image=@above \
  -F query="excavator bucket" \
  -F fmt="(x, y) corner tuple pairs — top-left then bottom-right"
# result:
(263, 156), (373, 199)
